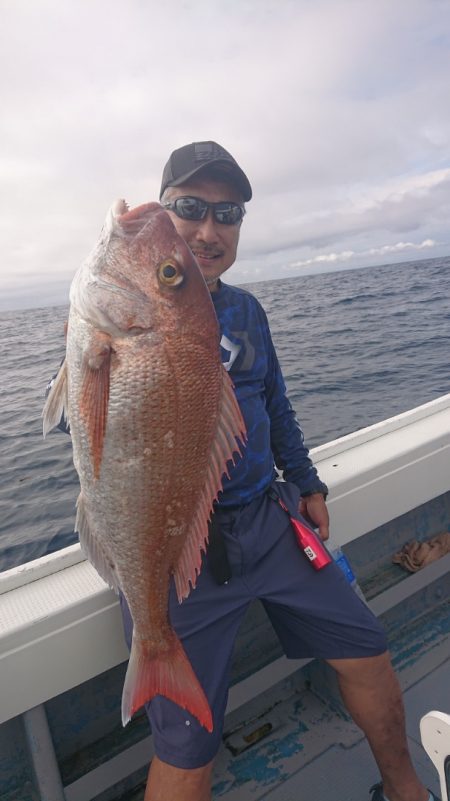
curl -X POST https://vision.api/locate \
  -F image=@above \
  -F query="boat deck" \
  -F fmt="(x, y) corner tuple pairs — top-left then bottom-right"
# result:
(109, 556), (450, 801)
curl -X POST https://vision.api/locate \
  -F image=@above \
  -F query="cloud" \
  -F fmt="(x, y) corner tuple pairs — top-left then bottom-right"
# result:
(289, 239), (438, 270)
(239, 167), (450, 259)
(0, 0), (450, 308)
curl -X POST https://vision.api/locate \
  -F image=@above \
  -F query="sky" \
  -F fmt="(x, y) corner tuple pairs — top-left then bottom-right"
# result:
(1, 0), (450, 311)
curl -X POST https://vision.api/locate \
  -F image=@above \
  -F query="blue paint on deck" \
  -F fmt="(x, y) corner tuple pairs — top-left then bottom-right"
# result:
(262, 729), (306, 760)
(219, 753), (289, 791)
(217, 719), (308, 795)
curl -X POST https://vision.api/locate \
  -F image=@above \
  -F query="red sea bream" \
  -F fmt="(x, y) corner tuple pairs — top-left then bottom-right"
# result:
(43, 200), (246, 731)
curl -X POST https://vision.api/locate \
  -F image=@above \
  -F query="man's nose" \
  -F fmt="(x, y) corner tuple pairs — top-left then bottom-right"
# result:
(194, 210), (219, 241)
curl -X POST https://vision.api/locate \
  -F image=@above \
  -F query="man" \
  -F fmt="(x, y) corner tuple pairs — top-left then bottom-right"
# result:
(119, 141), (439, 801)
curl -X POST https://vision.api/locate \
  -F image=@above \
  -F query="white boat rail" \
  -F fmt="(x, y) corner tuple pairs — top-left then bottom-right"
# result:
(1, 394), (450, 801)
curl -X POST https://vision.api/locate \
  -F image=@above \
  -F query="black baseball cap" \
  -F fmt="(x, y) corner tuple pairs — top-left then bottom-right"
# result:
(159, 141), (252, 202)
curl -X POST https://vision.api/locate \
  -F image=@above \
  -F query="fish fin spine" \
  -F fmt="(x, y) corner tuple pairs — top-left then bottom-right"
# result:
(174, 366), (246, 602)
(121, 633), (213, 732)
(174, 514), (208, 601)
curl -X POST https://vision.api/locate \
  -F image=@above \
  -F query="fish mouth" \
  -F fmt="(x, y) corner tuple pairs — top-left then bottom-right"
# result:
(110, 198), (164, 230)
(71, 199), (167, 336)
(89, 198), (157, 335)
(113, 199), (129, 217)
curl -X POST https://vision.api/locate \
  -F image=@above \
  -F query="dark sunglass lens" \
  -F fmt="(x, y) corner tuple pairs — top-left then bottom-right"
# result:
(176, 197), (206, 220)
(215, 203), (243, 224)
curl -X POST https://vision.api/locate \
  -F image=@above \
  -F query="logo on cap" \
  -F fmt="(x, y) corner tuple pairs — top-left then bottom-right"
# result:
(194, 142), (230, 163)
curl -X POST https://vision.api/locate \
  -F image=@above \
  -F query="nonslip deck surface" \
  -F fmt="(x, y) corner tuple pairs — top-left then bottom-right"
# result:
(59, 559), (450, 801)
(116, 646), (447, 801)
(212, 662), (447, 801)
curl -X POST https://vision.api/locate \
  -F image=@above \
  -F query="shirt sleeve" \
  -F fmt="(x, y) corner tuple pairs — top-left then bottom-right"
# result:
(262, 313), (328, 497)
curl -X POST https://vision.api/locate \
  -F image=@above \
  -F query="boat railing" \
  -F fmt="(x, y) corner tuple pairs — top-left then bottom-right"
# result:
(1, 394), (450, 801)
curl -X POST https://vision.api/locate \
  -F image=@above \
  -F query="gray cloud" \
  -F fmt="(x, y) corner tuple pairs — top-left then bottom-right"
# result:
(1, 0), (450, 309)
(241, 169), (450, 257)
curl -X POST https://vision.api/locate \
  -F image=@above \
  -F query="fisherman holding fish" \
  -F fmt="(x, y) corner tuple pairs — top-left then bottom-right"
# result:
(44, 141), (438, 801)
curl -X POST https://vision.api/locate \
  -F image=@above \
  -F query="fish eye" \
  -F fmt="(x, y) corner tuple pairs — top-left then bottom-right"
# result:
(158, 260), (184, 287)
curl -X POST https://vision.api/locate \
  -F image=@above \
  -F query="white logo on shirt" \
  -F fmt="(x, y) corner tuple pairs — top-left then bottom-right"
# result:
(220, 335), (241, 371)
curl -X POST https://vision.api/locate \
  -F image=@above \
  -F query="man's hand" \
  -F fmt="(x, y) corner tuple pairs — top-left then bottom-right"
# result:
(298, 493), (329, 542)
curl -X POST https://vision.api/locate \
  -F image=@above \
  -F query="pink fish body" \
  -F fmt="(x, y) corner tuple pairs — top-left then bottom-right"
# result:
(43, 200), (245, 731)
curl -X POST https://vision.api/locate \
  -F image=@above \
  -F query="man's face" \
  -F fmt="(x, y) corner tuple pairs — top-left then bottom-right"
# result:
(163, 175), (243, 291)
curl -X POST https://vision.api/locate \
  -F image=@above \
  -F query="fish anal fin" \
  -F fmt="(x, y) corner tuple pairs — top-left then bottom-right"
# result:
(174, 366), (246, 602)
(76, 492), (119, 592)
(42, 359), (69, 436)
(79, 334), (112, 479)
(121, 631), (213, 732)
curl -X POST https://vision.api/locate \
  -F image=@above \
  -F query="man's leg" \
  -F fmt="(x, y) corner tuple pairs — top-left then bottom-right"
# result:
(253, 483), (431, 801)
(144, 756), (214, 801)
(328, 652), (428, 801)
(119, 506), (254, 801)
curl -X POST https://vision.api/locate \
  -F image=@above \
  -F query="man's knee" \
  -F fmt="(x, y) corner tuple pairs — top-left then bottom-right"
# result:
(327, 650), (396, 686)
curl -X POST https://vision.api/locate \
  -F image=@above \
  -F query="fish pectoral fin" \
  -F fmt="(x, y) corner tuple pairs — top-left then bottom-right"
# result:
(174, 366), (246, 602)
(79, 334), (112, 479)
(42, 359), (69, 436)
(121, 631), (213, 732)
(76, 492), (120, 592)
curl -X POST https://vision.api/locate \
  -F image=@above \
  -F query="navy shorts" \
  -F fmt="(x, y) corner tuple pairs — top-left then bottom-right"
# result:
(119, 481), (387, 768)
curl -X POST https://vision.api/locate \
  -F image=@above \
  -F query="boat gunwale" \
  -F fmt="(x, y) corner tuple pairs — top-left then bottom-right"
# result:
(2, 392), (450, 595)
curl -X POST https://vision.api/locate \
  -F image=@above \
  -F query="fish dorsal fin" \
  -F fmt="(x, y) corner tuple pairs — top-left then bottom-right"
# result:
(174, 367), (246, 602)
(79, 335), (112, 479)
(76, 492), (120, 593)
(42, 359), (69, 436)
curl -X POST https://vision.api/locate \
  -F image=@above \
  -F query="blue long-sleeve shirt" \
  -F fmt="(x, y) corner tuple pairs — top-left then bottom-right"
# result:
(211, 281), (327, 507)
(47, 280), (327, 508)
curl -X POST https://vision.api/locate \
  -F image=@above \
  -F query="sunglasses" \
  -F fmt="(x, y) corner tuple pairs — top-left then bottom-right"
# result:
(163, 196), (245, 225)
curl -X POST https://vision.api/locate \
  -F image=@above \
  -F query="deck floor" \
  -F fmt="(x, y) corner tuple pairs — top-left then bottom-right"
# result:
(118, 648), (447, 801)
(98, 555), (450, 801)
(113, 504), (450, 801)
(211, 661), (447, 801)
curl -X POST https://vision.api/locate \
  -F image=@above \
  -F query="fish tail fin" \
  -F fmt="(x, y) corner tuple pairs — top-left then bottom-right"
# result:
(121, 632), (213, 733)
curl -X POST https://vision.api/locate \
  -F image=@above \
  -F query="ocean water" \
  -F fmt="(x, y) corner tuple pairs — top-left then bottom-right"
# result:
(1, 256), (449, 572)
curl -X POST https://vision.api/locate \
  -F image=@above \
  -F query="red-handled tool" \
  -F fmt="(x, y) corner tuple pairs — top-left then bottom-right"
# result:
(268, 488), (332, 570)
